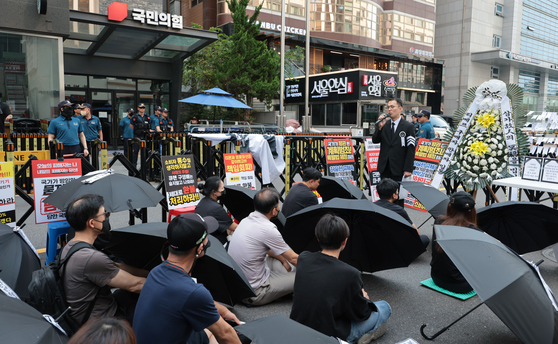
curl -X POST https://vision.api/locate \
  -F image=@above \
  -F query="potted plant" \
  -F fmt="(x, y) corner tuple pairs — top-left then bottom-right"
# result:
(321, 65), (332, 72)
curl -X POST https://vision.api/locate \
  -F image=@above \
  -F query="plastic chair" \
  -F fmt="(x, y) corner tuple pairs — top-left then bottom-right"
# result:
(46, 220), (72, 264)
(168, 206), (197, 222)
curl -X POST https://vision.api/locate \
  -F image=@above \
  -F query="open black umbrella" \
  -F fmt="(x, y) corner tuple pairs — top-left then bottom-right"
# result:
(317, 176), (367, 202)
(105, 223), (255, 306)
(421, 225), (558, 343)
(236, 315), (338, 344)
(400, 180), (449, 218)
(0, 293), (69, 343)
(282, 198), (425, 273)
(43, 169), (163, 212)
(477, 201), (558, 254)
(0, 224), (41, 300)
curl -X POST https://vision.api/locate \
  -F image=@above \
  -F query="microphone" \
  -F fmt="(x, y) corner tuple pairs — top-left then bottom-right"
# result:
(375, 114), (388, 125)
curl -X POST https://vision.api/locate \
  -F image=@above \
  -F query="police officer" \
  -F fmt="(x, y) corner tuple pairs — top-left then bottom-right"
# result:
(47, 100), (89, 157)
(119, 108), (134, 159)
(160, 108), (174, 132)
(77, 103), (103, 161)
(151, 106), (163, 133)
(130, 103), (152, 167)
(0, 92), (13, 133)
(417, 110), (436, 139)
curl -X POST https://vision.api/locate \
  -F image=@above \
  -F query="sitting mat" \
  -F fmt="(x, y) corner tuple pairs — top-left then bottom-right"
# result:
(420, 278), (477, 300)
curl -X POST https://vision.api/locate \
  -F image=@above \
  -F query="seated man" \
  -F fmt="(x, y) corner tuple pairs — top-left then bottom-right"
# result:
(282, 167), (321, 217)
(228, 188), (298, 306)
(63, 194), (147, 325)
(133, 214), (241, 344)
(290, 214), (391, 344)
(374, 178), (430, 248)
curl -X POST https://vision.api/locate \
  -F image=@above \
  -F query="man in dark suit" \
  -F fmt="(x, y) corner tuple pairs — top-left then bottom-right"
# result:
(372, 98), (416, 206)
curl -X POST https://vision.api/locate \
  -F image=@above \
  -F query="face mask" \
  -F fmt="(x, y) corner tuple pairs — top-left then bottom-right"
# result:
(219, 189), (226, 198)
(101, 218), (111, 234)
(62, 107), (73, 119)
(80, 110), (87, 116)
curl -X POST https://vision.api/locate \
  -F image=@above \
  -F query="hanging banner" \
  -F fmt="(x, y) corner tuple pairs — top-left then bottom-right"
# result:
(324, 137), (356, 184)
(223, 153), (256, 189)
(32, 159), (82, 224)
(405, 139), (448, 212)
(162, 155), (200, 210)
(0, 162), (15, 227)
(365, 138), (381, 201)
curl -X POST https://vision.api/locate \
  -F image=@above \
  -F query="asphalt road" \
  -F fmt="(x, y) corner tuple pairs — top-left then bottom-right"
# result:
(18, 154), (557, 344)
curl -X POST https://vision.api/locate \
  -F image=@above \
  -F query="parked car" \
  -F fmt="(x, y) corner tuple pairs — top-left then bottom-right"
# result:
(429, 114), (451, 140)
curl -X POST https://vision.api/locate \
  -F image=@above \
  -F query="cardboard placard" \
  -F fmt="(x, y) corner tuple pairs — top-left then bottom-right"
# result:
(324, 137), (356, 183)
(224, 153), (256, 189)
(365, 138), (381, 201)
(162, 155), (200, 210)
(0, 162), (15, 227)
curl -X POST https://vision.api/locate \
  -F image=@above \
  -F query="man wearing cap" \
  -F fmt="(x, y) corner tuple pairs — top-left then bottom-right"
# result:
(160, 108), (174, 132)
(151, 106), (163, 133)
(0, 92), (13, 133)
(78, 103), (103, 160)
(133, 213), (242, 344)
(119, 108), (135, 159)
(130, 103), (152, 167)
(417, 110), (435, 139)
(228, 188), (299, 306)
(47, 100), (89, 156)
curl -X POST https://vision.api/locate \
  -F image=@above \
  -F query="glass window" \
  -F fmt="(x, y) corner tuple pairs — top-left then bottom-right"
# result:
(312, 104), (325, 125)
(89, 77), (136, 90)
(518, 70), (540, 94)
(495, 3), (504, 16)
(0, 32), (61, 119)
(65, 75), (87, 88)
(342, 103), (357, 125)
(326, 103), (341, 125)
(493, 34), (501, 48)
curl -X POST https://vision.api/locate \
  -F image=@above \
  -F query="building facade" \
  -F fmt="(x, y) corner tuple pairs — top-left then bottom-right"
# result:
(437, 0), (558, 117)
(182, 0), (443, 129)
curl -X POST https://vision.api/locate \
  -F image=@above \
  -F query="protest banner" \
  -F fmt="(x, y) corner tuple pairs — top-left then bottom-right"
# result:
(32, 159), (82, 224)
(365, 138), (381, 201)
(162, 154), (200, 210)
(0, 162), (16, 226)
(324, 137), (356, 184)
(223, 153), (256, 189)
(404, 139), (447, 211)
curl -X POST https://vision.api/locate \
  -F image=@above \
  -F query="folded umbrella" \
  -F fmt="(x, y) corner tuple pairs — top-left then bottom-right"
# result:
(423, 225), (558, 344)
(105, 223), (255, 306)
(235, 315), (338, 344)
(477, 201), (558, 254)
(400, 180), (449, 218)
(0, 293), (69, 343)
(282, 198), (425, 273)
(43, 169), (164, 212)
(317, 176), (367, 202)
(0, 224), (41, 300)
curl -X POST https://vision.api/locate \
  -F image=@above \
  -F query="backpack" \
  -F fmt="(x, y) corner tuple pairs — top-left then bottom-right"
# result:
(28, 242), (99, 336)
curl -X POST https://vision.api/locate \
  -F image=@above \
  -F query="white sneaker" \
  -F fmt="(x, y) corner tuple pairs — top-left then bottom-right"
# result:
(357, 322), (387, 344)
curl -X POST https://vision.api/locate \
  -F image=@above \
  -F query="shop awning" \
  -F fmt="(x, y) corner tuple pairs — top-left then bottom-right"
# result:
(64, 10), (217, 63)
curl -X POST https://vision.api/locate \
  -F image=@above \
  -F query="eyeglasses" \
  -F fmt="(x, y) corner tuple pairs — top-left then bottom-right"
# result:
(93, 211), (111, 220)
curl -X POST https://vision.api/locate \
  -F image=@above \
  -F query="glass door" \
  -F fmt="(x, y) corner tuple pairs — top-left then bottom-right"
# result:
(114, 92), (136, 150)
(90, 91), (113, 147)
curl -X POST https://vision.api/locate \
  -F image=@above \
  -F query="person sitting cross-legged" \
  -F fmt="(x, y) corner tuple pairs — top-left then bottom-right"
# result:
(290, 214), (391, 344)
(374, 178), (430, 249)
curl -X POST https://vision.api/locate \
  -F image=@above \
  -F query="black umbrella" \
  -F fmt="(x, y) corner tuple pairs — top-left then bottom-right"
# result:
(222, 186), (257, 222)
(0, 224), (41, 300)
(236, 315), (338, 344)
(317, 176), (367, 202)
(400, 180), (449, 218)
(421, 225), (558, 343)
(43, 170), (163, 212)
(282, 198), (425, 273)
(0, 293), (69, 343)
(477, 201), (558, 255)
(105, 223), (255, 306)
(222, 186), (286, 231)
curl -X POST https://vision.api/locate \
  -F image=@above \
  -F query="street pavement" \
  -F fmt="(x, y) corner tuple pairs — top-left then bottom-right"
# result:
(18, 153), (556, 343)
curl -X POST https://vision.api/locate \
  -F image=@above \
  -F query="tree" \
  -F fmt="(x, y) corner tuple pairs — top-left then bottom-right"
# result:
(222, 0), (280, 119)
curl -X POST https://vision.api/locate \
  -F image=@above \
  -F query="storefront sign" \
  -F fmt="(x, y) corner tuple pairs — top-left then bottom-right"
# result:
(32, 159), (82, 224)
(286, 84), (302, 98)
(259, 21), (307, 35)
(311, 77), (353, 99)
(0, 162), (15, 227)
(162, 155), (200, 210)
(365, 139), (381, 201)
(224, 153), (256, 189)
(324, 137), (356, 183)
(409, 47), (434, 58)
(4, 61), (25, 74)
(107, 2), (183, 29)
(506, 52), (541, 65)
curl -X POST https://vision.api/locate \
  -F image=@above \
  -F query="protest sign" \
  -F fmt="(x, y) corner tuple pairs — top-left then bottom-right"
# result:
(404, 139), (447, 212)
(0, 162), (15, 226)
(324, 137), (356, 183)
(224, 153), (256, 189)
(32, 159), (82, 224)
(365, 138), (381, 201)
(162, 155), (200, 210)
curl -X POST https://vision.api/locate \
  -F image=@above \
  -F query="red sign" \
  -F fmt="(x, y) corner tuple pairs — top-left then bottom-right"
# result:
(324, 138), (355, 165)
(108, 2), (128, 22)
(4, 61), (25, 74)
